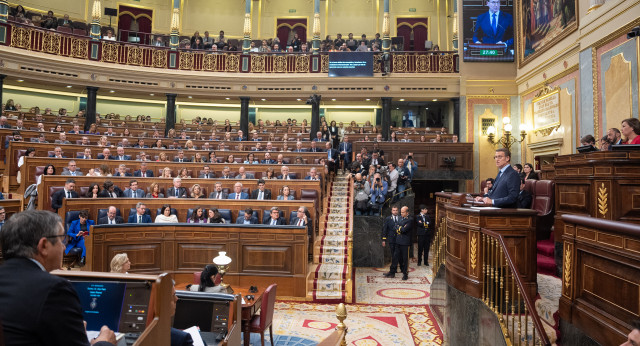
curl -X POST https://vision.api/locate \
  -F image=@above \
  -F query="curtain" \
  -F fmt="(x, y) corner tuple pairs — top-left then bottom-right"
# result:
(276, 18), (307, 49)
(396, 18), (429, 51)
(118, 5), (153, 44)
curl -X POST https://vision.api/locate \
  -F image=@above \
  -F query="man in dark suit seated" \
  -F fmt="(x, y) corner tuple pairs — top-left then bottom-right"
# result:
(111, 147), (131, 161)
(261, 152), (276, 164)
(264, 207), (286, 226)
(251, 179), (271, 200)
(198, 165), (215, 179)
(114, 164), (133, 177)
(475, 148), (520, 208)
(290, 206), (312, 236)
(49, 146), (67, 158)
(98, 206), (125, 225)
(278, 165), (295, 180)
(51, 178), (78, 212)
(308, 141), (323, 152)
(173, 150), (192, 163)
(228, 182), (249, 200)
(167, 178), (188, 198)
(313, 131), (325, 142)
(77, 147), (93, 160)
(293, 141), (307, 152)
(305, 167), (322, 182)
(208, 182), (229, 199)
(122, 179), (146, 198)
(0, 210), (117, 346)
(516, 178), (532, 209)
(472, 0), (514, 49)
(236, 207), (259, 224)
(98, 181), (123, 198)
(235, 130), (245, 141)
(127, 202), (152, 223)
(55, 132), (71, 144)
(134, 162), (154, 177)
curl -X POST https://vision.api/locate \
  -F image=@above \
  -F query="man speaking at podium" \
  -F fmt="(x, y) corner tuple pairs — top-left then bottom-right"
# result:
(473, 0), (513, 49)
(475, 148), (520, 208)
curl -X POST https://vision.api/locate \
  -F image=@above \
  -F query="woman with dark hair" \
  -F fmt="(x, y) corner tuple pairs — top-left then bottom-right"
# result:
(54, 124), (64, 133)
(226, 154), (236, 164)
(329, 120), (339, 148)
(66, 210), (93, 265)
(622, 118), (640, 144)
(188, 264), (225, 292)
(5, 99), (16, 111)
(513, 164), (523, 175)
(522, 163), (539, 181)
(18, 147), (36, 169)
(85, 183), (101, 198)
(389, 131), (398, 142)
(207, 208), (225, 224)
(208, 151), (219, 163)
(244, 152), (259, 164)
(153, 139), (166, 149)
(264, 167), (275, 179)
(321, 125), (331, 142)
(223, 119), (232, 132)
(155, 204), (178, 223)
(187, 207), (207, 223)
(37, 164), (56, 185)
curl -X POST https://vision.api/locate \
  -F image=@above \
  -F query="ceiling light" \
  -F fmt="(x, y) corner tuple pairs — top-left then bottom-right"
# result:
(66, 85), (73, 88)
(332, 99), (336, 101)
(396, 107), (400, 110)
(365, 98), (370, 101)
(426, 107), (429, 110)
(433, 98), (438, 101)
(399, 99), (405, 101)
(16, 79), (23, 82)
(297, 98), (302, 101)
(109, 90), (115, 93)
(149, 93), (155, 96)
(261, 98), (266, 101)
(188, 95), (192, 99)
(225, 97), (230, 100)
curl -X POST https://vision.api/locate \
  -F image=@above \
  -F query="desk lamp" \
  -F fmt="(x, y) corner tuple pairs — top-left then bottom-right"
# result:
(213, 251), (233, 293)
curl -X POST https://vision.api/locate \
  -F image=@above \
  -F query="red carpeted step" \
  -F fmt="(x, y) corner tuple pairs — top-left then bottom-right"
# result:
(537, 239), (555, 257)
(537, 253), (556, 276)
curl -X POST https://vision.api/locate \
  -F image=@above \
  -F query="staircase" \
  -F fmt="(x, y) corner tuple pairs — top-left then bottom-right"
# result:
(307, 173), (353, 303)
(536, 230), (556, 277)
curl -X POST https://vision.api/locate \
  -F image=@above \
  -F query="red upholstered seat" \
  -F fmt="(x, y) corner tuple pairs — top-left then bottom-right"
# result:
(72, 28), (86, 36)
(300, 189), (317, 201)
(531, 180), (555, 240)
(48, 186), (64, 211)
(246, 284), (277, 346)
(57, 26), (72, 34)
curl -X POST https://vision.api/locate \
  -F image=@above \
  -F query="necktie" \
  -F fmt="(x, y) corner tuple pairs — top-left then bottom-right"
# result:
(120, 156), (123, 160)
(142, 173), (146, 177)
(179, 159), (183, 163)
(67, 191), (71, 198)
(271, 219), (276, 225)
(298, 219), (303, 226)
(138, 215), (142, 223)
(492, 13), (497, 34)
(495, 170), (503, 186)
(109, 219), (113, 224)
(259, 191), (263, 200)
(236, 193), (240, 199)
(217, 192), (221, 199)
(175, 189), (179, 197)
(328, 151), (331, 159)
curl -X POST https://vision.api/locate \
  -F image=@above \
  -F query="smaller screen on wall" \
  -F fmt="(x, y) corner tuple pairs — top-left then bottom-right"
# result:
(328, 52), (374, 77)
(462, 0), (514, 62)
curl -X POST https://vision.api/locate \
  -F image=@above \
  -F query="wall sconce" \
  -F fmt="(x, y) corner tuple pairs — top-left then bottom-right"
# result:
(213, 251), (233, 294)
(486, 117), (528, 152)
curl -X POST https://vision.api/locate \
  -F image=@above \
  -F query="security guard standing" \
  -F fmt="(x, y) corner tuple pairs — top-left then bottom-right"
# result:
(416, 204), (432, 266)
(385, 206), (412, 280)
(382, 206), (400, 274)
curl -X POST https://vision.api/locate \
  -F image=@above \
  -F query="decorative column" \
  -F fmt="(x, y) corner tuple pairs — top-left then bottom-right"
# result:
(165, 94), (177, 137)
(240, 97), (250, 137)
(309, 94), (321, 141)
(0, 0), (9, 23)
(85, 87), (99, 131)
(169, 0), (180, 50)
(0, 75), (6, 108)
(452, 0), (458, 49)
(452, 98), (460, 136)
(242, 0), (252, 53)
(382, 0), (391, 53)
(90, 0), (102, 40)
(381, 97), (392, 140)
(587, 0), (605, 13)
(312, 0), (321, 54)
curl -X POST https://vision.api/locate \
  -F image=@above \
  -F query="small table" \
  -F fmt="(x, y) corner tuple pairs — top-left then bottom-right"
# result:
(175, 283), (263, 346)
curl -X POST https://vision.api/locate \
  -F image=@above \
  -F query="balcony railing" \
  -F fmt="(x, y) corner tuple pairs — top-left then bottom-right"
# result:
(0, 22), (459, 74)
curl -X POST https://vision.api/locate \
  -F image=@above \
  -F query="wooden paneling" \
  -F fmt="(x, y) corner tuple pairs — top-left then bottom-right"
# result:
(88, 224), (308, 297)
(0, 199), (23, 219)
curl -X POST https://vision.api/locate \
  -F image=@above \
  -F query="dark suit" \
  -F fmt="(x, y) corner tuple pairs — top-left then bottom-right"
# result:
(208, 191), (229, 199)
(264, 217), (286, 226)
(472, 10), (514, 48)
(134, 169), (154, 177)
(308, 147), (324, 152)
(416, 213), (432, 265)
(0, 258), (114, 346)
(382, 215), (400, 273)
(167, 187), (188, 198)
(122, 188), (145, 198)
(293, 148), (307, 152)
(228, 192), (249, 200)
(326, 148), (338, 173)
(517, 189), (532, 209)
(114, 172), (132, 177)
(110, 155), (131, 160)
(261, 159), (276, 164)
(338, 142), (352, 171)
(486, 165), (520, 208)
(198, 173), (215, 179)
(290, 217), (312, 237)
(171, 327), (194, 346)
(48, 154), (67, 158)
(127, 213), (152, 223)
(51, 189), (78, 212)
(98, 215), (124, 225)
(76, 155), (92, 159)
(391, 217), (412, 276)
(98, 187), (123, 198)
(251, 189), (272, 200)
(277, 174), (295, 180)
(236, 216), (259, 224)
(173, 157), (192, 163)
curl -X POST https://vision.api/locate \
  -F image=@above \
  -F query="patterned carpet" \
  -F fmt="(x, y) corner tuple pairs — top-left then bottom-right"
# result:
(253, 259), (443, 345)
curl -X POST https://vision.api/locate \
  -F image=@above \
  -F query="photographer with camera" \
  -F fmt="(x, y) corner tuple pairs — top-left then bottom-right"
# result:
(354, 173), (371, 215)
(396, 158), (411, 199)
(404, 153), (418, 180)
(368, 172), (387, 216)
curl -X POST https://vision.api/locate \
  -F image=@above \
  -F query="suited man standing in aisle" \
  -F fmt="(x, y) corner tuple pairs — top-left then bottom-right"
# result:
(416, 205), (432, 266)
(384, 206), (412, 280)
(475, 148), (520, 208)
(339, 136), (352, 174)
(382, 206), (400, 274)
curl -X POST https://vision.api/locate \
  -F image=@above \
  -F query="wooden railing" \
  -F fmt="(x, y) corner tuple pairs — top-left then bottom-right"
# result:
(1, 22), (459, 74)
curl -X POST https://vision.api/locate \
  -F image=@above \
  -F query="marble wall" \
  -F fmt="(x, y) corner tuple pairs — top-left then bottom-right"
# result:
(353, 216), (385, 268)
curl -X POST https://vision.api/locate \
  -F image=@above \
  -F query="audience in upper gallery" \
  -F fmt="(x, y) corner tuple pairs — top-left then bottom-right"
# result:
(580, 134), (596, 147)
(103, 29), (116, 41)
(110, 253), (131, 273)
(622, 118), (640, 145)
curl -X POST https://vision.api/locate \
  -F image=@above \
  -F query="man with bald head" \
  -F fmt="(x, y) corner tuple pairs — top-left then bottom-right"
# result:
(384, 206), (412, 280)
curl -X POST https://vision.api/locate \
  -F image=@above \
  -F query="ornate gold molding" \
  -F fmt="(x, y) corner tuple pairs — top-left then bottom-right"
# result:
(563, 243), (572, 290)
(243, 13), (251, 37)
(598, 183), (608, 217)
(592, 47), (599, 138)
(470, 232), (477, 271)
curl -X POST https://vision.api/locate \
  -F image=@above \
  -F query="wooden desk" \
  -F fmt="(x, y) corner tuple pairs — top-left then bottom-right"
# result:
(175, 283), (263, 346)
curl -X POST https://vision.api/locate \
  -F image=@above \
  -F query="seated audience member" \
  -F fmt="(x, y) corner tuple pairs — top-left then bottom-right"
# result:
(305, 167), (321, 181)
(277, 185), (295, 200)
(134, 162), (154, 177)
(187, 207), (207, 223)
(0, 210), (117, 346)
(173, 150), (192, 163)
(161, 167), (173, 178)
(110, 253), (131, 273)
(261, 152), (276, 164)
(103, 29), (116, 41)
(55, 133), (71, 145)
(61, 160), (82, 176)
(251, 179), (271, 200)
(123, 179), (145, 198)
(244, 152), (259, 164)
(219, 166), (233, 179)
(66, 210), (93, 265)
(128, 202), (152, 223)
(199, 165), (215, 179)
(483, 178), (495, 194)
(112, 147), (131, 160)
(516, 178), (532, 209)
(207, 208), (226, 224)
(190, 184), (205, 198)
(580, 134), (597, 147)
(599, 136), (611, 151)
(279, 165), (295, 180)
(146, 182), (164, 198)
(264, 167), (276, 179)
(98, 148), (111, 160)
(228, 182), (249, 199)
(155, 204), (178, 223)
(451, 134), (459, 143)
(290, 206), (311, 236)
(264, 207), (286, 226)
(189, 264), (226, 293)
(86, 183), (101, 198)
(177, 168), (191, 179)
(78, 148), (93, 160)
(98, 206), (124, 225)
(607, 127), (622, 146)
(235, 166), (254, 179)
(513, 164), (523, 175)
(522, 163), (539, 181)
(209, 182), (228, 199)
(167, 177), (187, 198)
(51, 179), (78, 212)
(49, 146), (66, 158)
(622, 117), (640, 144)
(98, 180), (123, 198)
(236, 207), (258, 224)
(113, 164), (131, 177)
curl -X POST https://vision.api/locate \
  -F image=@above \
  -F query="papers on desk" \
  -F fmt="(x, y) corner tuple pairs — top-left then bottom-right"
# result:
(184, 326), (206, 346)
(241, 296), (247, 304)
(470, 206), (500, 210)
(86, 331), (125, 343)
